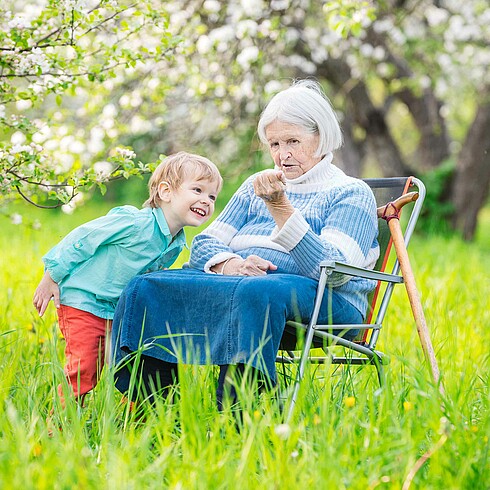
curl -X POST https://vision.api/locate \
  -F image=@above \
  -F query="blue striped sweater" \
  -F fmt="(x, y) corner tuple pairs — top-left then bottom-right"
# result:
(190, 154), (379, 316)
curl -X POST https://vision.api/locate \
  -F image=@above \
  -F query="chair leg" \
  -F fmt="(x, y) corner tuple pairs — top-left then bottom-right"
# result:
(374, 358), (385, 388)
(285, 270), (329, 422)
(285, 325), (316, 422)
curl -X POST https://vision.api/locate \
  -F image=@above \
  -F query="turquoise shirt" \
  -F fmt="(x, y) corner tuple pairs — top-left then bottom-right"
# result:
(43, 205), (186, 319)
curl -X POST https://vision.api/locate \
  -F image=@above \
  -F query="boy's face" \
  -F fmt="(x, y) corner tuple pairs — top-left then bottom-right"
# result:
(158, 177), (219, 233)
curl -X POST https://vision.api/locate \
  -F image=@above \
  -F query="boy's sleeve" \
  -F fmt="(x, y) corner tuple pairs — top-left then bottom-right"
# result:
(43, 207), (137, 283)
(190, 178), (253, 271)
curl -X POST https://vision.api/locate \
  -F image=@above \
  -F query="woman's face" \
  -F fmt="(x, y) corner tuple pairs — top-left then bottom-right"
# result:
(265, 120), (322, 179)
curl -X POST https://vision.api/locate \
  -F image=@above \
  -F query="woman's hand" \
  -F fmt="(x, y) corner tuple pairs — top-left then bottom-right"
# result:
(254, 170), (295, 229)
(214, 255), (278, 276)
(253, 170), (287, 203)
(33, 270), (60, 316)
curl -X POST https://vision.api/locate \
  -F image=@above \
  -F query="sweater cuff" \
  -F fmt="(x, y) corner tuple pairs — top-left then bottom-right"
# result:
(204, 252), (241, 273)
(270, 209), (309, 251)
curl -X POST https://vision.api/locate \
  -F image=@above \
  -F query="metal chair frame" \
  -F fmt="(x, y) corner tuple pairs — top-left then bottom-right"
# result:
(277, 177), (426, 418)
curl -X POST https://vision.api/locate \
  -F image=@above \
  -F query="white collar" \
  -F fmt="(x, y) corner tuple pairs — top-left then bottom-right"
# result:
(281, 152), (335, 186)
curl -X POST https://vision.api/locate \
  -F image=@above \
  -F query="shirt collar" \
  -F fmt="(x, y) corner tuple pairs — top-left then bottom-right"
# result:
(152, 207), (186, 245)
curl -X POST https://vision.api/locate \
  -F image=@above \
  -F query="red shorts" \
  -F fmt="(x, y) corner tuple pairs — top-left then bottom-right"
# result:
(57, 305), (112, 405)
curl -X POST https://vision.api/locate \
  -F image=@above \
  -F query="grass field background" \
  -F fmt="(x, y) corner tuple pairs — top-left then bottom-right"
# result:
(0, 197), (489, 489)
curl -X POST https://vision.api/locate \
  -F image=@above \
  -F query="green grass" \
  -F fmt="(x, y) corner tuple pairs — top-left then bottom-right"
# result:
(0, 200), (489, 489)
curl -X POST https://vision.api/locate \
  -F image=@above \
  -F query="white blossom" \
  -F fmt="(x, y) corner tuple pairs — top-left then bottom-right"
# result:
(17, 48), (51, 75)
(372, 46), (386, 61)
(419, 75), (431, 90)
(11, 131), (27, 146)
(214, 86), (226, 97)
(239, 77), (254, 99)
(29, 142), (43, 153)
(236, 46), (259, 69)
(425, 6), (449, 27)
(373, 18), (393, 34)
(29, 82), (45, 95)
(61, 190), (84, 214)
(376, 63), (390, 77)
(285, 28), (300, 44)
(359, 43), (374, 58)
(115, 147), (136, 159)
(271, 0), (289, 10)
(94, 161), (113, 178)
(197, 35), (213, 54)
(16, 99), (33, 111)
(236, 20), (258, 39)
(258, 19), (271, 36)
(240, 0), (264, 18)
(311, 48), (328, 64)
(274, 423), (291, 439)
(60, 0), (88, 12)
(264, 80), (283, 94)
(403, 19), (425, 40)
(8, 16), (32, 30)
(10, 214), (23, 225)
(203, 0), (221, 13)
(61, 203), (76, 215)
(210, 25), (235, 44)
(102, 104), (117, 118)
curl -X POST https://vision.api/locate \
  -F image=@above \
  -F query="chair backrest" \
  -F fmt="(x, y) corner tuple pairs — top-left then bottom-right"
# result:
(361, 177), (425, 345)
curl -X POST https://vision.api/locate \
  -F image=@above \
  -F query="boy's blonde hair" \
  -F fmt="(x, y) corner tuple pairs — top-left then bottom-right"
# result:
(144, 151), (223, 208)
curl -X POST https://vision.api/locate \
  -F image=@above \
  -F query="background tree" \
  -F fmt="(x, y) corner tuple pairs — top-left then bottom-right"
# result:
(161, 0), (489, 240)
(0, 0), (178, 213)
(2, 0), (488, 239)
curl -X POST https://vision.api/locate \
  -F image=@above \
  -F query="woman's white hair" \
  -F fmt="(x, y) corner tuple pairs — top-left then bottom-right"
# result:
(257, 79), (343, 157)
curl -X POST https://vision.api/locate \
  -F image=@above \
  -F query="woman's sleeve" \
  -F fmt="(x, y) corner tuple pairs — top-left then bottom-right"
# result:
(42, 207), (137, 283)
(271, 182), (379, 285)
(190, 179), (253, 272)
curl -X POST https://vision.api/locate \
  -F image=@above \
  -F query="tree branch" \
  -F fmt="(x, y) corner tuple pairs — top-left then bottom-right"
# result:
(15, 185), (71, 209)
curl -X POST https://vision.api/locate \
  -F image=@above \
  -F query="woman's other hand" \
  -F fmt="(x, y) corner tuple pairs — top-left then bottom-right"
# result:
(214, 255), (278, 276)
(33, 270), (60, 316)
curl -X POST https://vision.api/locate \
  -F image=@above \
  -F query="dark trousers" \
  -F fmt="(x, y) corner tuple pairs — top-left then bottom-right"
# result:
(115, 355), (271, 408)
(115, 355), (179, 403)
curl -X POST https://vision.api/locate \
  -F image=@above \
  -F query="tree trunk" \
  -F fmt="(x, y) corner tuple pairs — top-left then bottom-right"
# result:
(336, 113), (365, 177)
(451, 100), (490, 240)
(315, 59), (410, 176)
(366, 29), (451, 171)
(396, 88), (450, 170)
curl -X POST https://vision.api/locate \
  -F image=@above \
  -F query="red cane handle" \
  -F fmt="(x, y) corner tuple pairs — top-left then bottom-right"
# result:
(377, 191), (419, 220)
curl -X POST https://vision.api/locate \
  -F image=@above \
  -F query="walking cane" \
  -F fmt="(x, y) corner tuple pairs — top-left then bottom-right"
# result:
(378, 192), (444, 394)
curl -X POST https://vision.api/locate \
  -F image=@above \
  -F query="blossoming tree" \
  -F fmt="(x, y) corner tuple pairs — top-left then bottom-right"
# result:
(0, 0), (178, 214)
(160, 0), (489, 239)
(2, 0), (488, 239)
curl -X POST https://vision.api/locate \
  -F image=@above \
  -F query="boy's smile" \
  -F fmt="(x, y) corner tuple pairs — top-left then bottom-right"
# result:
(159, 177), (219, 235)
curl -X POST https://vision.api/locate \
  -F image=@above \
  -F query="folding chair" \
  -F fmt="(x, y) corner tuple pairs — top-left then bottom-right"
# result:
(277, 176), (426, 418)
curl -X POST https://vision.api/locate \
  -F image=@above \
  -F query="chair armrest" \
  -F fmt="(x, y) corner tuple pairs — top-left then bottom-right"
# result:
(320, 260), (403, 284)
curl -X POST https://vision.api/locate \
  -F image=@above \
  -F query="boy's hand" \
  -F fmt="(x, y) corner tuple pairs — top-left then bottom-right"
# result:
(33, 271), (60, 316)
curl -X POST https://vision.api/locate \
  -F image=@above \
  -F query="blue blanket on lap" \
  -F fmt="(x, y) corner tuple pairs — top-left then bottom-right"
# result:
(110, 268), (362, 383)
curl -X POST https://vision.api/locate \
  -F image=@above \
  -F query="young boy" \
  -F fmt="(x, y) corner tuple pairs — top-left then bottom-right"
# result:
(33, 151), (222, 407)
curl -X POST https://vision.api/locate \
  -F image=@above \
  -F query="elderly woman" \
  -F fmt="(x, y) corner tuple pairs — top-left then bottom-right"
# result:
(111, 80), (379, 406)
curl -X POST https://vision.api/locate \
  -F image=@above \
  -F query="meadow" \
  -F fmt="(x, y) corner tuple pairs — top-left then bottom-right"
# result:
(0, 196), (489, 489)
